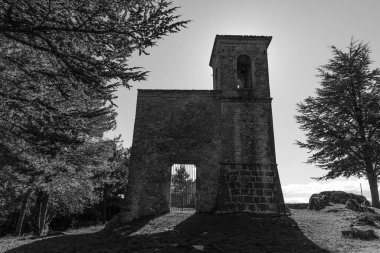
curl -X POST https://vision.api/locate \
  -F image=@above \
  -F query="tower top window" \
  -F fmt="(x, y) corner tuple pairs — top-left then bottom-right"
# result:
(237, 55), (252, 89)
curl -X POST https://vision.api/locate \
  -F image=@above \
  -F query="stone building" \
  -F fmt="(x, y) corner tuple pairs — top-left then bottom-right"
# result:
(123, 35), (286, 221)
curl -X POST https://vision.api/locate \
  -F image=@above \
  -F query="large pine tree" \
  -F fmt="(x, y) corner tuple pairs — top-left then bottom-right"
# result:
(0, 0), (189, 236)
(296, 40), (380, 207)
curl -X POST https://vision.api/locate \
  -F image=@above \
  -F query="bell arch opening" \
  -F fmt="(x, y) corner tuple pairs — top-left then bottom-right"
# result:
(170, 164), (197, 212)
(236, 55), (252, 89)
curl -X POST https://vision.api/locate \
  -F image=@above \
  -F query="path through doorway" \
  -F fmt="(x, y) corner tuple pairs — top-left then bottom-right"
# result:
(170, 164), (196, 211)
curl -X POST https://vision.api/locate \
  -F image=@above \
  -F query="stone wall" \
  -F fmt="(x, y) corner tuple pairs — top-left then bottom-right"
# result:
(125, 90), (222, 221)
(216, 92), (285, 214)
(219, 97), (276, 164)
(217, 163), (285, 213)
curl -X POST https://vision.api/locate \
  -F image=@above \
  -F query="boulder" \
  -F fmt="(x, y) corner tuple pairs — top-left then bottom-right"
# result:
(330, 191), (351, 204)
(310, 193), (328, 204)
(321, 195), (329, 205)
(348, 193), (370, 206)
(319, 191), (334, 200)
(346, 199), (361, 212)
(351, 214), (380, 227)
(319, 191), (369, 206)
(308, 194), (329, 211)
(345, 199), (375, 213)
(342, 228), (379, 240)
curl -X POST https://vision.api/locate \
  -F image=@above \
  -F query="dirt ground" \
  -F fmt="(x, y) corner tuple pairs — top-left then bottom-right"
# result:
(1, 204), (379, 253)
(291, 204), (380, 253)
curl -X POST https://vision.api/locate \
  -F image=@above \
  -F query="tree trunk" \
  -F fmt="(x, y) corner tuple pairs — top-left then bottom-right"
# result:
(39, 193), (49, 236)
(32, 191), (42, 236)
(32, 191), (50, 236)
(102, 187), (107, 224)
(15, 189), (32, 236)
(364, 159), (380, 208)
(368, 176), (380, 208)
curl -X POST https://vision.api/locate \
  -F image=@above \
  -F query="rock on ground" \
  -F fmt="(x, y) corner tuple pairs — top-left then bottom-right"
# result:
(345, 199), (374, 213)
(309, 194), (329, 211)
(342, 228), (379, 240)
(351, 213), (380, 227)
(319, 191), (369, 205)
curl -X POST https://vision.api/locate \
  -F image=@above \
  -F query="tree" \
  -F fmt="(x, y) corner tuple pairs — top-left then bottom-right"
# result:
(0, 0), (189, 100)
(171, 165), (190, 194)
(0, 0), (189, 164)
(98, 144), (130, 224)
(0, 41), (117, 235)
(0, 0), (189, 235)
(18, 138), (119, 236)
(296, 40), (380, 207)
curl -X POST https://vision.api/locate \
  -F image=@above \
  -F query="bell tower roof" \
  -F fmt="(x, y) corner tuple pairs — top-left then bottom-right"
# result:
(209, 35), (272, 67)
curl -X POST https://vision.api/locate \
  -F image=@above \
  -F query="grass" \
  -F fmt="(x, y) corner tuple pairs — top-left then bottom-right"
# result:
(291, 204), (380, 253)
(0, 225), (104, 253)
(0, 234), (33, 253)
(1, 205), (379, 252)
(65, 224), (105, 235)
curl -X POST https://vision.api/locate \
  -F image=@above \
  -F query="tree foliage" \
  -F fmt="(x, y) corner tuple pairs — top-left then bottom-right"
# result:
(0, 0), (189, 98)
(0, 0), (189, 157)
(296, 40), (380, 207)
(0, 0), (189, 235)
(171, 165), (190, 194)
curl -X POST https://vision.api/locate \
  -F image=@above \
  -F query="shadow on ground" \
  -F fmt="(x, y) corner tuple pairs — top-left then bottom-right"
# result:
(6, 213), (329, 253)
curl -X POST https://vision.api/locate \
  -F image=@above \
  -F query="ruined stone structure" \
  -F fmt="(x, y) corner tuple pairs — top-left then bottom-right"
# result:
(124, 35), (286, 221)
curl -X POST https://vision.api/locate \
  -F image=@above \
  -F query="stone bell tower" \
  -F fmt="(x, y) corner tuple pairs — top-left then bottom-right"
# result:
(210, 35), (286, 213)
(122, 35), (285, 223)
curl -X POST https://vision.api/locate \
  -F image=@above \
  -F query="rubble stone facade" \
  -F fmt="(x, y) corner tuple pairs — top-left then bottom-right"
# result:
(123, 35), (286, 221)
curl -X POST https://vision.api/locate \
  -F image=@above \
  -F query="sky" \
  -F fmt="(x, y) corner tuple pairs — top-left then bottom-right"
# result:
(106, 0), (380, 203)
